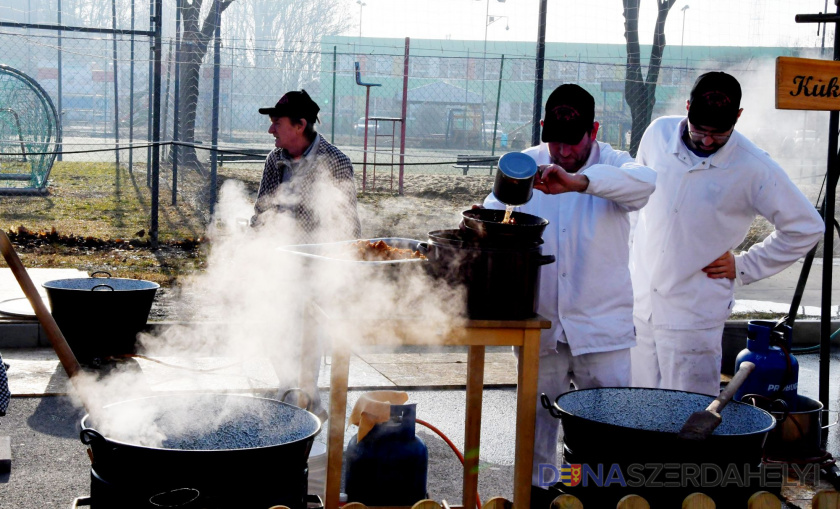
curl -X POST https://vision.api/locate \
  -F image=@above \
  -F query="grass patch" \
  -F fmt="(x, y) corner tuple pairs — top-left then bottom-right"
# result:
(0, 162), (212, 285)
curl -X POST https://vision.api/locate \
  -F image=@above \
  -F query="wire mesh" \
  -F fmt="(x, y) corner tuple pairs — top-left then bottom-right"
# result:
(0, 1), (835, 253)
(0, 64), (58, 190)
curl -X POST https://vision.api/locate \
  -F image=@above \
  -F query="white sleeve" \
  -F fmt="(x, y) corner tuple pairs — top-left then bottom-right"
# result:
(483, 192), (505, 210)
(580, 147), (656, 212)
(734, 173), (824, 285)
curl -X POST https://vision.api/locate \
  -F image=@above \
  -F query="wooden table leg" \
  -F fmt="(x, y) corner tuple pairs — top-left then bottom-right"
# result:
(325, 345), (351, 509)
(513, 330), (540, 509)
(463, 345), (485, 509)
(298, 303), (319, 409)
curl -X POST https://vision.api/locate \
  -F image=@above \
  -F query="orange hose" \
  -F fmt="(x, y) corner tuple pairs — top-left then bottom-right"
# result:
(416, 418), (482, 509)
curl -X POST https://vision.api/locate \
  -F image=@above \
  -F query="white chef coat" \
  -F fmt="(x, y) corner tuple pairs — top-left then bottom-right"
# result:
(485, 141), (656, 356)
(631, 116), (824, 330)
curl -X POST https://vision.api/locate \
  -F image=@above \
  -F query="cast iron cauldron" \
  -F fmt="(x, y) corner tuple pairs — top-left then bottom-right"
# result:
(80, 393), (321, 509)
(43, 271), (158, 365)
(424, 230), (554, 319)
(542, 388), (776, 508)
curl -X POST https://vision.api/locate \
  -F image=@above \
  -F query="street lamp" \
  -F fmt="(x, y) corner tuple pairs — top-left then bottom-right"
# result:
(357, 0), (366, 38)
(680, 5), (689, 61)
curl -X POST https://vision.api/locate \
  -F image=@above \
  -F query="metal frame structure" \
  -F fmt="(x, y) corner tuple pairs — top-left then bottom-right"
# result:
(0, 64), (60, 194)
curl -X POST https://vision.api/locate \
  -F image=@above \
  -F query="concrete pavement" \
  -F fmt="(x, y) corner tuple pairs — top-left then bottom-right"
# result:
(2, 265), (840, 507)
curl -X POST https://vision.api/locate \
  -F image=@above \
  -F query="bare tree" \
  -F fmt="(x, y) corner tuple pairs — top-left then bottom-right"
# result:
(224, 0), (352, 90)
(174, 0), (350, 168)
(176, 0), (234, 169)
(623, 0), (677, 156)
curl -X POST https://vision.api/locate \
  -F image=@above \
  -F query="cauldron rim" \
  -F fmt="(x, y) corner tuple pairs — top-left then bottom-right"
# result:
(80, 393), (322, 452)
(44, 277), (160, 291)
(552, 386), (776, 437)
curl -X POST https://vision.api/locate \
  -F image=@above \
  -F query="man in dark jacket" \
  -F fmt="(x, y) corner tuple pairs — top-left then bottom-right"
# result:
(252, 89), (361, 243)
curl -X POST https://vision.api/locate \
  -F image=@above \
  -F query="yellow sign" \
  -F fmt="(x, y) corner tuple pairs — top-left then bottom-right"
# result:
(776, 56), (840, 110)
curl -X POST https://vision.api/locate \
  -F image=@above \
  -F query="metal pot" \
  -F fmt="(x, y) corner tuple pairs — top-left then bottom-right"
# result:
(492, 152), (538, 205)
(543, 387), (776, 508)
(743, 394), (824, 460)
(460, 208), (549, 244)
(79, 393), (321, 508)
(425, 230), (555, 319)
(42, 271), (159, 365)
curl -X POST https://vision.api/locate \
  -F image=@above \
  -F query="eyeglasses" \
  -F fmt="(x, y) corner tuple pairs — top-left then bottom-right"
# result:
(687, 127), (732, 143)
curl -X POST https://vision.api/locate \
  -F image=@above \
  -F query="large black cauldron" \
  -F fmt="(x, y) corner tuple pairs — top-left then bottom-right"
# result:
(43, 271), (158, 364)
(543, 388), (776, 508)
(425, 230), (554, 320)
(80, 393), (321, 509)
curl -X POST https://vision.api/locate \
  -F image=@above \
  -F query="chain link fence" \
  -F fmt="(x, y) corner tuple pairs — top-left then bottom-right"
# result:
(0, 10), (833, 249)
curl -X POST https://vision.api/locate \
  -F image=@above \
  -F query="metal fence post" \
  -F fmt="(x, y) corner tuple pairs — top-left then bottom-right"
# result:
(150, 0), (162, 244)
(56, 0), (62, 162)
(146, 0), (154, 187)
(331, 45), (337, 143)
(491, 54), (504, 164)
(531, 0), (547, 147)
(111, 0), (120, 171)
(129, 0), (135, 173)
(209, 0), (221, 216)
(171, 0), (182, 205)
(399, 37), (409, 195)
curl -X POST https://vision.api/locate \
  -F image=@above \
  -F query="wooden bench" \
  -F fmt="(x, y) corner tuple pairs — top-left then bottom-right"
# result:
(217, 149), (266, 167)
(452, 154), (499, 176)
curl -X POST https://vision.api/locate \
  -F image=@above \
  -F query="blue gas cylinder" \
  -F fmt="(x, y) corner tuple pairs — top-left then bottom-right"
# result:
(733, 320), (799, 410)
(344, 403), (428, 505)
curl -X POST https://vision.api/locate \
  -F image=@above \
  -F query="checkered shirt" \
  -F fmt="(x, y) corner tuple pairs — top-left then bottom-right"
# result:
(252, 135), (362, 243)
(0, 353), (9, 416)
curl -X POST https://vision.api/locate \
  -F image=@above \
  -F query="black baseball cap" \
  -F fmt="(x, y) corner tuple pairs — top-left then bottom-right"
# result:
(687, 72), (742, 130)
(541, 84), (595, 144)
(258, 89), (320, 123)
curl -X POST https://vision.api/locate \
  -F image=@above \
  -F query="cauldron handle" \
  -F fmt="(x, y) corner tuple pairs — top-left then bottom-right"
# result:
(148, 487), (201, 507)
(90, 271), (112, 279)
(537, 255), (556, 266)
(540, 393), (563, 419)
(281, 387), (313, 411)
(90, 284), (115, 292)
(79, 427), (106, 446)
(742, 394), (790, 423)
(72, 496), (92, 507)
(306, 494), (324, 509)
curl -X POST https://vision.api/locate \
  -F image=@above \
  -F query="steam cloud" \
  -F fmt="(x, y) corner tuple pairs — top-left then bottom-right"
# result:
(72, 172), (467, 447)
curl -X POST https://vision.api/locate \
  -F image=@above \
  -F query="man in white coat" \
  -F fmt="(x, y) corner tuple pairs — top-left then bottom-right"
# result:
(630, 71), (824, 397)
(483, 84), (656, 496)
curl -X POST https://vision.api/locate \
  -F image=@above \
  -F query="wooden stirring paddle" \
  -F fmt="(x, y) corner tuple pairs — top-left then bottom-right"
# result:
(678, 361), (756, 441)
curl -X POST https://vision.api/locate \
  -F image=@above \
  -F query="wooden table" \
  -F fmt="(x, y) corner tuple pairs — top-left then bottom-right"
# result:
(305, 304), (550, 509)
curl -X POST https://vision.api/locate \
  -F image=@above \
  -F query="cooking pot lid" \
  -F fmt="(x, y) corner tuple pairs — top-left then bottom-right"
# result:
(0, 296), (49, 318)
(498, 152), (537, 179)
(554, 387), (775, 436)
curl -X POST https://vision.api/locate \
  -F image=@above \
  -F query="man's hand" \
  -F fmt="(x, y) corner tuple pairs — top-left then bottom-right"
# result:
(534, 164), (589, 195)
(702, 251), (736, 280)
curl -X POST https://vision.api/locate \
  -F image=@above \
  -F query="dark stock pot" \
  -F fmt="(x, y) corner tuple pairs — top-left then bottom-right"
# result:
(542, 387), (776, 508)
(43, 271), (159, 365)
(424, 229), (555, 319)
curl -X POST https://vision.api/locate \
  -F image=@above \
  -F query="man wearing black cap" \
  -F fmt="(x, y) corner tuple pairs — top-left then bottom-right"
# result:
(252, 89), (361, 243)
(253, 90), (361, 422)
(483, 84), (656, 492)
(630, 71), (824, 396)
